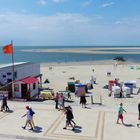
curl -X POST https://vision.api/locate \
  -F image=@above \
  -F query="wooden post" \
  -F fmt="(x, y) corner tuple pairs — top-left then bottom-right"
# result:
(91, 95), (93, 104)
(100, 95), (102, 105)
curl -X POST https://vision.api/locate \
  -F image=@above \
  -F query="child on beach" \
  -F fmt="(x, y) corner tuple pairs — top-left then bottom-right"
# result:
(116, 103), (126, 125)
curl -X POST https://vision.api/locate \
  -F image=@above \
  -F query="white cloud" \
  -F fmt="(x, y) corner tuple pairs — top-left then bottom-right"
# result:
(81, 0), (92, 7)
(101, 2), (114, 8)
(0, 12), (140, 45)
(52, 0), (65, 3)
(37, 0), (47, 6)
(115, 21), (122, 25)
(115, 17), (140, 26)
(0, 12), (91, 45)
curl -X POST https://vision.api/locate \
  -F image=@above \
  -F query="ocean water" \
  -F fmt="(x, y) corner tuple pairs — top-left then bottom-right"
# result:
(0, 46), (140, 63)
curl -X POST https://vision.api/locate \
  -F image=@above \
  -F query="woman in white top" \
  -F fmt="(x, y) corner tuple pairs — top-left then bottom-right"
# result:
(58, 93), (65, 110)
(22, 106), (33, 130)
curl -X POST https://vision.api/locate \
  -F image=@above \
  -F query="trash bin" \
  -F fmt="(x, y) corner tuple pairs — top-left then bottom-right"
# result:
(124, 83), (133, 94)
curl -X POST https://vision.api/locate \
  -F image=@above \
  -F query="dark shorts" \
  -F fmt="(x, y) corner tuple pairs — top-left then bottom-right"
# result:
(66, 119), (71, 124)
(138, 116), (140, 120)
(118, 114), (123, 119)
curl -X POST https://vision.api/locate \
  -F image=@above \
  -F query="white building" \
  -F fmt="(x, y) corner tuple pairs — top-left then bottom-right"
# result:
(0, 62), (41, 100)
(0, 62), (40, 85)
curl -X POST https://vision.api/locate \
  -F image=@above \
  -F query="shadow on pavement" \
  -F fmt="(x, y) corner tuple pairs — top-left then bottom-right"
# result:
(124, 124), (135, 127)
(85, 107), (91, 109)
(4, 110), (14, 113)
(74, 125), (82, 129)
(32, 126), (43, 133)
(74, 125), (82, 133)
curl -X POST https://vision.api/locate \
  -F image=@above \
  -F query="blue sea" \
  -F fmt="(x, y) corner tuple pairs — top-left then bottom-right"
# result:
(1, 46), (140, 63)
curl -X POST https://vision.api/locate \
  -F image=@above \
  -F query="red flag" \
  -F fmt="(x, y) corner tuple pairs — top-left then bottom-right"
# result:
(2, 44), (13, 54)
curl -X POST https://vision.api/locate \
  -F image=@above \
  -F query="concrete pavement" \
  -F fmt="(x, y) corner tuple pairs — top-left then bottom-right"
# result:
(0, 101), (139, 140)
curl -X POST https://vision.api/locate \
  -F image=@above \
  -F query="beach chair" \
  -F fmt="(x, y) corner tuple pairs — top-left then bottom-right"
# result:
(39, 90), (54, 99)
(112, 86), (121, 98)
(44, 79), (50, 83)
(67, 82), (75, 92)
(122, 86), (131, 98)
(107, 72), (111, 77)
(136, 66), (140, 70)
(129, 66), (134, 70)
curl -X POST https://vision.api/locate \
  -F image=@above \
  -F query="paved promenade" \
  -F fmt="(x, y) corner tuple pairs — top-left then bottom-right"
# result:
(0, 101), (140, 140)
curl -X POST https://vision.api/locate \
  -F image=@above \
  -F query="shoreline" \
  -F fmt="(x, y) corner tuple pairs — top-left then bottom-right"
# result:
(1, 60), (140, 67)
(40, 60), (140, 67)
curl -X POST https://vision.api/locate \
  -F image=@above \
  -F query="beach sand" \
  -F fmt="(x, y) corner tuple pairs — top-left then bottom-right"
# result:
(40, 60), (140, 110)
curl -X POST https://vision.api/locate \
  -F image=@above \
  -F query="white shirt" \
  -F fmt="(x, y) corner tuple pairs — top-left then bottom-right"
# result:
(26, 109), (31, 120)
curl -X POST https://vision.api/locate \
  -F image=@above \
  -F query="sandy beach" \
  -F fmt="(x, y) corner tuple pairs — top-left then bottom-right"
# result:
(40, 60), (140, 109)
(39, 61), (140, 140)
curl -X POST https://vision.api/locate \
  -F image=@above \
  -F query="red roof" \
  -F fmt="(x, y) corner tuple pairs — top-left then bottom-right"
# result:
(20, 76), (38, 84)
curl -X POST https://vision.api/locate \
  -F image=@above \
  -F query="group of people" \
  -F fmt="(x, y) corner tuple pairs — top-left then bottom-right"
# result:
(54, 92), (65, 110)
(0, 96), (35, 131)
(55, 92), (87, 109)
(54, 92), (77, 131)
(63, 105), (76, 131)
(3, 94), (139, 132)
(54, 92), (88, 131)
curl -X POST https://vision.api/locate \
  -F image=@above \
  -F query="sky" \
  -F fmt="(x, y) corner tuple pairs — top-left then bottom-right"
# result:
(0, 0), (140, 46)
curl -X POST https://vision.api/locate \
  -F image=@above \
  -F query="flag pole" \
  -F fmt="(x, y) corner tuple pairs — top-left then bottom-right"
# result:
(11, 40), (15, 81)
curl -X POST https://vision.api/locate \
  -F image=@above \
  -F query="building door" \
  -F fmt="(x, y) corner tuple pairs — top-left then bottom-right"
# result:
(21, 84), (30, 100)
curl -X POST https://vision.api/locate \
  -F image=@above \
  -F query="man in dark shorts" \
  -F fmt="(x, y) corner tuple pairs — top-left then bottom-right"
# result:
(63, 106), (75, 131)
(80, 94), (87, 108)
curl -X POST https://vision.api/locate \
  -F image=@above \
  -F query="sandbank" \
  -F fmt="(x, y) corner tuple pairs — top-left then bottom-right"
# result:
(21, 47), (140, 54)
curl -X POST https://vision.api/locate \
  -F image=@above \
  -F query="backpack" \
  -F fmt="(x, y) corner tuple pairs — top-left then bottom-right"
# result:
(29, 108), (35, 116)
